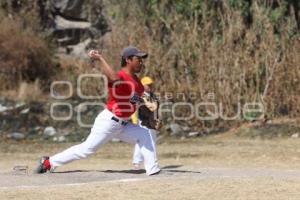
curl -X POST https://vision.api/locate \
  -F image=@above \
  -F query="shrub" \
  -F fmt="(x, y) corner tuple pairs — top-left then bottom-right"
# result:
(0, 17), (55, 90)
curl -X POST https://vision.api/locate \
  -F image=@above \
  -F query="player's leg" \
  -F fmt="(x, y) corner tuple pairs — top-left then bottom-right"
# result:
(132, 129), (157, 168)
(118, 123), (160, 175)
(36, 109), (123, 173)
(132, 143), (143, 169)
(49, 125), (116, 168)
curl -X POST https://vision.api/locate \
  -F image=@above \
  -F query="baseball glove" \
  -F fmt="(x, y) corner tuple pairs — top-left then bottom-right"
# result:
(138, 93), (160, 130)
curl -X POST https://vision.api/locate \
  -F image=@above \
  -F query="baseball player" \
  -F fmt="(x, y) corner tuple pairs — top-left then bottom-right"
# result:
(131, 76), (160, 170)
(35, 46), (161, 175)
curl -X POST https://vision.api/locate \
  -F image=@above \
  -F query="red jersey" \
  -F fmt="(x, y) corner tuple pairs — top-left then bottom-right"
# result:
(106, 70), (144, 118)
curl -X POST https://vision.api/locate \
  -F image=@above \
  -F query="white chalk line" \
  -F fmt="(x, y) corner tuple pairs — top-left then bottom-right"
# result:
(0, 176), (165, 190)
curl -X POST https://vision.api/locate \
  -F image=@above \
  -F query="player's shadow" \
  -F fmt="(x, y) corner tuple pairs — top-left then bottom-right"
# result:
(103, 169), (146, 174)
(52, 165), (201, 175)
(102, 165), (201, 174)
(161, 165), (182, 169)
(53, 170), (101, 174)
(52, 169), (146, 174)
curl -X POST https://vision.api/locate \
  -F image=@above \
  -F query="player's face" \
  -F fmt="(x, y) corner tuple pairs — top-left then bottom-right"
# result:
(131, 56), (145, 73)
(144, 84), (152, 93)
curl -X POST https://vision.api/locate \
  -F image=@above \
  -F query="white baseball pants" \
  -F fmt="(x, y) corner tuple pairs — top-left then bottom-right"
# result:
(133, 128), (157, 165)
(49, 109), (160, 175)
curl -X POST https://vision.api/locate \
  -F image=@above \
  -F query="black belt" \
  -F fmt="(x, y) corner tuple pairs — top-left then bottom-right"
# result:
(111, 116), (128, 126)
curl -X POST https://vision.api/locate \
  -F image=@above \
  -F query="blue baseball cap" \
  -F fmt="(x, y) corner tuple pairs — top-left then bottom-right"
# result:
(122, 46), (148, 58)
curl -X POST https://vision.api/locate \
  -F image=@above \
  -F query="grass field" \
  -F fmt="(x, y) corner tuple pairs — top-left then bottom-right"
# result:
(1, 135), (300, 200)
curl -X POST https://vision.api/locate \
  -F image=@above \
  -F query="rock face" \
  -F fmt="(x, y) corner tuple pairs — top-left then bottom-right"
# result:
(50, 0), (88, 20)
(39, 0), (110, 58)
(46, 0), (109, 57)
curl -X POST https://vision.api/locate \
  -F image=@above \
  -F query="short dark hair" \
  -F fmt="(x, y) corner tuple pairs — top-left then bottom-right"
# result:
(121, 56), (134, 67)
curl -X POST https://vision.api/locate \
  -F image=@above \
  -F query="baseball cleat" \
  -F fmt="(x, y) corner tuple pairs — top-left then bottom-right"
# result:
(35, 156), (51, 174)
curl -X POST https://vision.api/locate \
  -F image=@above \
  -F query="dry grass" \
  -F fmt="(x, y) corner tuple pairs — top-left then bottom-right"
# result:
(100, 0), (300, 121)
(0, 1), (299, 132)
(1, 136), (300, 199)
(0, 14), (55, 92)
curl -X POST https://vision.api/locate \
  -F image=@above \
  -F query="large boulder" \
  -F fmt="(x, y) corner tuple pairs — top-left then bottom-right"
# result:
(48, 0), (109, 46)
(50, 0), (88, 20)
(1, 0), (110, 58)
(40, 0), (110, 55)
